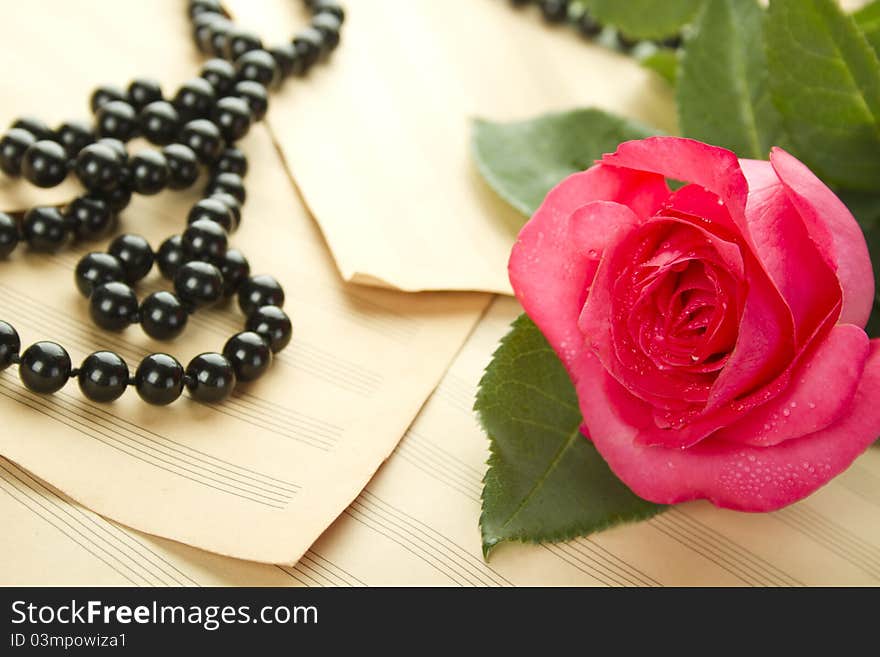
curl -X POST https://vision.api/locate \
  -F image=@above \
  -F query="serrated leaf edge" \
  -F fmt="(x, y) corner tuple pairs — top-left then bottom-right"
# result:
(474, 316), (667, 561)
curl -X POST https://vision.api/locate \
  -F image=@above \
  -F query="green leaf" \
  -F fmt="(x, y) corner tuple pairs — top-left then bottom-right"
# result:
(678, 0), (784, 159)
(581, 0), (704, 39)
(639, 48), (679, 86)
(854, 1), (880, 56)
(765, 0), (880, 191)
(472, 109), (660, 217)
(475, 315), (665, 559)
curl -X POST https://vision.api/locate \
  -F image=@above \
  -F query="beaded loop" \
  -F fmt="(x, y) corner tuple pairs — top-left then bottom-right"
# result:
(0, 0), (343, 404)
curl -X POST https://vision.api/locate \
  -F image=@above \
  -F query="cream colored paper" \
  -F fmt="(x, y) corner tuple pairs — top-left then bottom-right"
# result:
(6, 298), (880, 586)
(224, 0), (677, 294)
(0, 0), (490, 565)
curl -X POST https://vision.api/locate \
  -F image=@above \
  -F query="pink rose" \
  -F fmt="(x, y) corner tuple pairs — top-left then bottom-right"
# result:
(509, 137), (880, 511)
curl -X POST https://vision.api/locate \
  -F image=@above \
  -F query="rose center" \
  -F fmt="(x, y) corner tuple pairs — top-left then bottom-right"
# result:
(617, 221), (741, 381)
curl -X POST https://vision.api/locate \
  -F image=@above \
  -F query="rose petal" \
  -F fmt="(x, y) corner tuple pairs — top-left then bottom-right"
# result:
(509, 192), (646, 375)
(579, 219), (726, 411)
(704, 253), (795, 410)
(662, 183), (740, 236)
(770, 147), (874, 328)
(602, 137), (749, 231)
(715, 324), (869, 447)
(577, 340), (880, 511)
(739, 158), (841, 344)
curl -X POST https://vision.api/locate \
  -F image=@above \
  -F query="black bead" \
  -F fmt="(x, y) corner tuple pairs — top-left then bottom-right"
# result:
(156, 234), (186, 279)
(223, 331), (272, 382)
(21, 140), (68, 188)
(540, 0), (570, 23)
(210, 192), (242, 231)
(75, 252), (125, 297)
(577, 11), (602, 37)
(186, 352), (236, 403)
(200, 58), (237, 96)
(193, 12), (225, 53)
(90, 85), (127, 113)
(19, 341), (71, 394)
(127, 78), (163, 110)
(187, 198), (233, 232)
(189, 0), (224, 19)
(246, 305), (292, 353)
(174, 261), (224, 308)
(0, 321), (20, 371)
(65, 196), (113, 241)
(182, 217), (228, 261)
(139, 101), (180, 145)
(74, 142), (123, 191)
(213, 147), (247, 177)
(162, 143), (200, 190)
(54, 120), (94, 157)
(616, 31), (638, 50)
(235, 50), (279, 88)
(312, 0), (345, 22)
(218, 248), (249, 297)
(233, 80), (268, 121)
(238, 274), (284, 315)
(128, 149), (169, 195)
(134, 353), (184, 405)
(211, 96), (252, 142)
(224, 27), (263, 62)
(293, 28), (324, 72)
(661, 35), (683, 50)
(0, 128), (37, 176)
(178, 119), (224, 164)
(0, 212), (19, 258)
(206, 171), (245, 204)
(312, 13), (341, 51)
(97, 137), (128, 162)
(140, 291), (188, 340)
(89, 281), (139, 331)
(269, 43), (298, 79)
(108, 234), (154, 283)
(78, 351), (129, 402)
(207, 18), (234, 59)
(10, 116), (54, 141)
(173, 78), (217, 122)
(22, 207), (69, 252)
(95, 100), (138, 141)
(91, 186), (132, 213)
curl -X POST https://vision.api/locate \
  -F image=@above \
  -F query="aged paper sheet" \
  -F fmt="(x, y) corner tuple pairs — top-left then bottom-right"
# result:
(227, 0), (678, 293)
(4, 298), (880, 586)
(0, 0), (490, 564)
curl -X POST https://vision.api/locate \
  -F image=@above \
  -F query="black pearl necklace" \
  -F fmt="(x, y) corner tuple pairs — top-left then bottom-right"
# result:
(0, 0), (344, 406)
(507, 0), (683, 52)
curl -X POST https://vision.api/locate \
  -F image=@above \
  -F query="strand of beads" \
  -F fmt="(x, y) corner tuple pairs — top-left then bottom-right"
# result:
(506, 0), (683, 52)
(0, 311), (288, 406)
(0, 0), (343, 406)
(0, 0), (345, 259)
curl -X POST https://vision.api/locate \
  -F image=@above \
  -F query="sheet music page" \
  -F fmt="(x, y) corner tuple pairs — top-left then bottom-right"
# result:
(5, 297), (880, 585)
(0, 0), (491, 564)
(227, 0), (678, 294)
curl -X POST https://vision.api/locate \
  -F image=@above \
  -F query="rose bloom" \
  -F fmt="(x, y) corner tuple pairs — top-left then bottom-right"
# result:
(509, 137), (880, 511)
